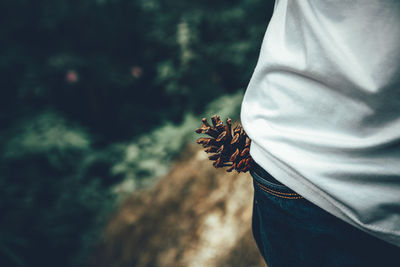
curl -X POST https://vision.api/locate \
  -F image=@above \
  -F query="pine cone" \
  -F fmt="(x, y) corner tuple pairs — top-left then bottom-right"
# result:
(195, 115), (254, 173)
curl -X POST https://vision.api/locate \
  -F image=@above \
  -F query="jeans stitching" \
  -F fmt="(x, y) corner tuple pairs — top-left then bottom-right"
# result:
(255, 181), (304, 199)
(255, 180), (300, 196)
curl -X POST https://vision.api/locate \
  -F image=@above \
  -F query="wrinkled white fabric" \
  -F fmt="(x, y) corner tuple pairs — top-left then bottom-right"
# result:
(241, 0), (400, 247)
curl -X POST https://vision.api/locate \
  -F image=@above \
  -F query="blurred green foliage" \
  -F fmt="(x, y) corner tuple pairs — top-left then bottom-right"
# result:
(0, 0), (274, 266)
(0, 0), (273, 143)
(0, 112), (119, 267)
(113, 90), (245, 194)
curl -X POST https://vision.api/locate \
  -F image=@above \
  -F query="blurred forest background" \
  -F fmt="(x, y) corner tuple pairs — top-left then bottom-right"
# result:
(0, 0), (274, 266)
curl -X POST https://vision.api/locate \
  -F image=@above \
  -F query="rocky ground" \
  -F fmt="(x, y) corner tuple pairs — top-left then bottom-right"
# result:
(90, 144), (266, 267)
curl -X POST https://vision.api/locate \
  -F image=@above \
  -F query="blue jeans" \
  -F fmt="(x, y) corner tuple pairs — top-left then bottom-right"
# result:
(250, 162), (399, 267)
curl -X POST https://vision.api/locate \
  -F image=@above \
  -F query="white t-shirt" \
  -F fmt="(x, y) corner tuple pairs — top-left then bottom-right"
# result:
(241, 0), (400, 247)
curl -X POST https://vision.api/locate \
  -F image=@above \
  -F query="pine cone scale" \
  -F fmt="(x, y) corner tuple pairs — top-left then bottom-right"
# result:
(195, 115), (254, 173)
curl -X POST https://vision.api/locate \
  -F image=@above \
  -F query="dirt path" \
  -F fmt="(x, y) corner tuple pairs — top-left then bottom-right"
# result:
(90, 144), (266, 267)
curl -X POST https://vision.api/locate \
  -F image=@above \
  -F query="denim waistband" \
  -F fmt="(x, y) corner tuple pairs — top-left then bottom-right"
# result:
(252, 161), (286, 187)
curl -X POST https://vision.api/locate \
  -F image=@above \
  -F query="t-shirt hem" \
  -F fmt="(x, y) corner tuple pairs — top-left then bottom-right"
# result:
(249, 141), (400, 248)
